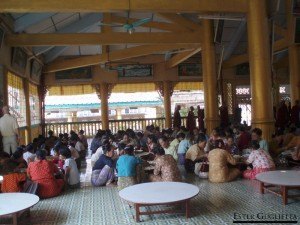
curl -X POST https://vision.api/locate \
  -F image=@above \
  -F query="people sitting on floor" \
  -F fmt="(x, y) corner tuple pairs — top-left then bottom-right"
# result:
(225, 136), (239, 155)
(185, 134), (207, 173)
(78, 129), (88, 150)
(147, 134), (158, 152)
(170, 132), (184, 152)
(90, 130), (104, 154)
(119, 133), (134, 146)
(251, 128), (269, 153)
(116, 145), (143, 190)
(243, 141), (275, 180)
(70, 133), (86, 159)
(136, 132), (147, 151)
(158, 136), (178, 161)
(44, 130), (58, 154)
(237, 126), (251, 151)
(1, 148), (27, 173)
(149, 147), (181, 182)
(59, 146), (80, 189)
(23, 143), (36, 164)
(1, 171), (27, 193)
(91, 139), (109, 167)
(91, 142), (116, 187)
(177, 133), (191, 166)
(27, 150), (64, 198)
(208, 140), (240, 183)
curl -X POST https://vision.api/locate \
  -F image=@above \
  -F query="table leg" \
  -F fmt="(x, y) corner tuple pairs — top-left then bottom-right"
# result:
(259, 182), (265, 194)
(281, 186), (287, 205)
(185, 200), (190, 219)
(12, 213), (17, 225)
(135, 203), (140, 222)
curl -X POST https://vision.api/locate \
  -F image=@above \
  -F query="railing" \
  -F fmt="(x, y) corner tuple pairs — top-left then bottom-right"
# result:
(45, 117), (191, 137)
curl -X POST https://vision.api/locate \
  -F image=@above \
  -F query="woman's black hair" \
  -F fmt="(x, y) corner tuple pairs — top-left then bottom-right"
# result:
(25, 144), (34, 153)
(12, 149), (23, 160)
(176, 132), (185, 139)
(102, 142), (112, 154)
(252, 128), (262, 137)
(197, 133), (207, 143)
(152, 147), (165, 156)
(59, 146), (72, 159)
(124, 145), (134, 155)
(118, 142), (127, 151)
(250, 140), (260, 150)
(147, 134), (157, 143)
(36, 149), (47, 160)
(213, 139), (225, 149)
(159, 136), (168, 142)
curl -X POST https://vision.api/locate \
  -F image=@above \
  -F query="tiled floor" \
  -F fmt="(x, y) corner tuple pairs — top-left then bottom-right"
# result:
(1, 158), (300, 225)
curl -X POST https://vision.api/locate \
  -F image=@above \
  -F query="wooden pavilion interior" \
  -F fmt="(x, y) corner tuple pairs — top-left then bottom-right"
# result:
(0, 1), (300, 224)
(0, 0), (298, 143)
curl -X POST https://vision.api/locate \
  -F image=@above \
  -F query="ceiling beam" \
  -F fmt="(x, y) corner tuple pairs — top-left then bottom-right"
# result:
(110, 15), (189, 32)
(14, 13), (55, 32)
(45, 43), (200, 73)
(102, 13), (112, 55)
(6, 32), (202, 46)
(223, 20), (246, 60)
(0, 0), (248, 13)
(157, 13), (202, 31)
(166, 47), (201, 68)
(33, 13), (103, 55)
(223, 38), (289, 68)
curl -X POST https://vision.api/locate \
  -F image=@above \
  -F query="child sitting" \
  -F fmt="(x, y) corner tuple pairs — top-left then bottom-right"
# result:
(243, 141), (275, 180)
(59, 146), (80, 189)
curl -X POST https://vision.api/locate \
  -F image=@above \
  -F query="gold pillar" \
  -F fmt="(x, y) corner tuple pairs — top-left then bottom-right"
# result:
(99, 83), (109, 130)
(163, 81), (172, 128)
(247, 0), (274, 141)
(24, 79), (31, 144)
(287, 0), (300, 103)
(202, 19), (219, 134)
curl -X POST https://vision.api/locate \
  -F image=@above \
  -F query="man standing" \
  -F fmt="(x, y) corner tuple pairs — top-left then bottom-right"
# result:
(0, 106), (19, 155)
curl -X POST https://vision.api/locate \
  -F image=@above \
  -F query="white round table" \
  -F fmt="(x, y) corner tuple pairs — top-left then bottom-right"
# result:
(256, 170), (300, 205)
(119, 182), (199, 222)
(0, 193), (40, 225)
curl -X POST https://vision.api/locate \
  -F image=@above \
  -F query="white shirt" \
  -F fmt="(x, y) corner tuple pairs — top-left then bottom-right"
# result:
(63, 158), (80, 185)
(75, 141), (85, 152)
(68, 146), (79, 159)
(0, 114), (19, 137)
(91, 147), (103, 167)
(23, 152), (35, 164)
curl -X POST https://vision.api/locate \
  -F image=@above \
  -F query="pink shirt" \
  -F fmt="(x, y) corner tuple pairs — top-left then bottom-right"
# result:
(247, 149), (275, 169)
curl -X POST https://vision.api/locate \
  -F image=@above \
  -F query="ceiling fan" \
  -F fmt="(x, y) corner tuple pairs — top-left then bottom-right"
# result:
(99, 18), (152, 34)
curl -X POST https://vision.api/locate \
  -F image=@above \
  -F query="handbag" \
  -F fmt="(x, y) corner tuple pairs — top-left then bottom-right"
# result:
(195, 158), (209, 179)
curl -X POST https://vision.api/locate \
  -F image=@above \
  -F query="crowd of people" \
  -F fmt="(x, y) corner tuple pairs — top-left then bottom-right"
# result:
(0, 102), (299, 199)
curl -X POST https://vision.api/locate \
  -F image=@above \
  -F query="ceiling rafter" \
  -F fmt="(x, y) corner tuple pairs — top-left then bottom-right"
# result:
(6, 32), (202, 46)
(0, 0), (248, 13)
(14, 13), (55, 32)
(45, 43), (200, 73)
(157, 13), (202, 31)
(166, 47), (202, 68)
(223, 38), (289, 68)
(33, 13), (103, 56)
